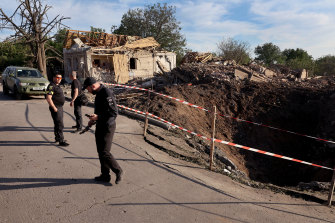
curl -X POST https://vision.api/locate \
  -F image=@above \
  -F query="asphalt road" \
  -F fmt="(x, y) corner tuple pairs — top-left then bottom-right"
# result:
(0, 86), (334, 223)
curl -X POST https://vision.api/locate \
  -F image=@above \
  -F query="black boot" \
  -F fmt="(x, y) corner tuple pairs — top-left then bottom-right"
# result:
(94, 174), (111, 182)
(59, 141), (69, 147)
(72, 128), (82, 133)
(115, 170), (123, 184)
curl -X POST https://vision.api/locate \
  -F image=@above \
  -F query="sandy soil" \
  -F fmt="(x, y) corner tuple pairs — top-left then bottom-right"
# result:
(116, 65), (335, 189)
(64, 63), (335, 203)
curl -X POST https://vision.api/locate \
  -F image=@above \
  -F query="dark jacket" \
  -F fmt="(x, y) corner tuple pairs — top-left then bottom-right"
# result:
(71, 79), (82, 99)
(94, 85), (118, 127)
(46, 82), (65, 107)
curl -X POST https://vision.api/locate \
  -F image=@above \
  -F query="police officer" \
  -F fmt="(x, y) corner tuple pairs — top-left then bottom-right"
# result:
(46, 73), (69, 147)
(82, 77), (123, 184)
(70, 71), (83, 133)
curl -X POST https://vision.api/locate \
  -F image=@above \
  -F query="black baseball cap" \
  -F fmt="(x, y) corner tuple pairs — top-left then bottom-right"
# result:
(82, 77), (97, 90)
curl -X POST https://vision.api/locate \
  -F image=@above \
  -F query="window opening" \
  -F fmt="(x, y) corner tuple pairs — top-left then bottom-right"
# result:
(130, 58), (136, 69)
(93, 59), (100, 67)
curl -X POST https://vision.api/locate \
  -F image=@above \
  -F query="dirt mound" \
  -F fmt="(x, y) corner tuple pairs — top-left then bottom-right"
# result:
(118, 64), (335, 186)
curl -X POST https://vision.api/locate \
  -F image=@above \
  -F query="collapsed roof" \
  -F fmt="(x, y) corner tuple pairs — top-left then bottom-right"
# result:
(62, 30), (175, 84)
(63, 30), (160, 51)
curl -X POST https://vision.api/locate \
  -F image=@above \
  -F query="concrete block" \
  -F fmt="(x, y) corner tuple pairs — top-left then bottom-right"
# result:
(234, 69), (249, 80)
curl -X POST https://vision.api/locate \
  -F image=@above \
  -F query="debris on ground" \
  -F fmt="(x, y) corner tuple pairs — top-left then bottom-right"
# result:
(114, 58), (335, 189)
(64, 55), (335, 192)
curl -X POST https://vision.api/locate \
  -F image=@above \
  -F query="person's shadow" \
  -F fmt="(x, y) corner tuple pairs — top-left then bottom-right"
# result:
(0, 177), (112, 190)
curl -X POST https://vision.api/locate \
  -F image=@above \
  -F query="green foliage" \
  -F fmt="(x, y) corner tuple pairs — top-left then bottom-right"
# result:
(254, 43), (316, 74)
(0, 42), (30, 71)
(88, 26), (107, 40)
(46, 28), (67, 54)
(282, 48), (314, 72)
(282, 48), (312, 61)
(314, 55), (335, 76)
(90, 26), (106, 33)
(0, 0), (69, 75)
(113, 9), (143, 36)
(45, 28), (67, 71)
(217, 37), (251, 64)
(112, 3), (186, 55)
(254, 42), (285, 66)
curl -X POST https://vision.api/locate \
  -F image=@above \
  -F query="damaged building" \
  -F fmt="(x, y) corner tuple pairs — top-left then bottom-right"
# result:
(63, 30), (176, 83)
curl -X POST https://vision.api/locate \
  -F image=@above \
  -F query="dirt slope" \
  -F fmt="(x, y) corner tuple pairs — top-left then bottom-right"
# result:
(118, 63), (335, 187)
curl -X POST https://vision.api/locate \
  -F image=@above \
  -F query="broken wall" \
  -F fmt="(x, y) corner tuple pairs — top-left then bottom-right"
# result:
(126, 51), (176, 81)
(113, 54), (129, 83)
(63, 47), (90, 83)
(154, 52), (176, 74)
(128, 51), (155, 80)
(63, 42), (176, 84)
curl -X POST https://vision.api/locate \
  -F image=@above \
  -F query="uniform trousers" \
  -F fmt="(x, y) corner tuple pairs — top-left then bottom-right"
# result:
(74, 99), (82, 129)
(95, 121), (122, 176)
(49, 106), (64, 142)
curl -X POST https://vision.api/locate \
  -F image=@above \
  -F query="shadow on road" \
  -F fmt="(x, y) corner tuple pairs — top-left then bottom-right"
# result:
(0, 140), (55, 147)
(110, 200), (329, 223)
(0, 126), (75, 133)
(63, 156), (205, 170)
(0, 93), (14, 101)
(112, 141), (333, 223)
(0, 92), (45, 101)
(0, 177), (108, 191)
(11, 97), (331, 223)
(113, 141), (238, 199)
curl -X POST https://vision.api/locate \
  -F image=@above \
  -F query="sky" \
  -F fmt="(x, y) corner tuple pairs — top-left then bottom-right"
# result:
(1, 0), (335, 59)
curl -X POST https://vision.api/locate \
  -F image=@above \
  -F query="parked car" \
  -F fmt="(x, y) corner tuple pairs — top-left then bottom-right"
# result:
(2, 66), (49, 99)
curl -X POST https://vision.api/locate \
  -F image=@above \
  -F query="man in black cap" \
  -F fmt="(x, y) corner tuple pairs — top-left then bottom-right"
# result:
(82, 77), (123, 184)
(46, 73), (69, 147)
(70, 71), (83, 133)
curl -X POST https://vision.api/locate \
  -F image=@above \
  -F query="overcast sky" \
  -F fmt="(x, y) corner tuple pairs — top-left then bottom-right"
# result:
(1, 0), (335, 59)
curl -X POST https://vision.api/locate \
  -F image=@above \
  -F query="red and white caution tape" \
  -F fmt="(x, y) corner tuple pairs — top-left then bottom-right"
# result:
(106, 83), (206, 110)
(217, 114), (335, 144)
(118, 105), (208, 141)
(105, 82), (335, 144)
(117, 104), (334, 171)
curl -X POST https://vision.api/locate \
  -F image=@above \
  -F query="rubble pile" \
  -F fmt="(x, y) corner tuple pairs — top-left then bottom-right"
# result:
(180, 52), (214, 64)
(171, 63), (235, 83)
(150, 52), (308, 85)
(171, 61), (311, 85)
(90, 67), (115, 83)
(70, 53), (335, 187)
(118, 60), (335, 187)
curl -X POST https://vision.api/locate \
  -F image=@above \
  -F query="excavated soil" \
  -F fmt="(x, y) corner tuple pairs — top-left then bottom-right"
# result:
(118, 71), (335, 187)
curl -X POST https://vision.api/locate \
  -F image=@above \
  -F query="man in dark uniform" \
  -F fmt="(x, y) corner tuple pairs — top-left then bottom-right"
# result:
(82, 77), (123, 184)
(70, 71), (83, 133)
(46, 73), (69, 147)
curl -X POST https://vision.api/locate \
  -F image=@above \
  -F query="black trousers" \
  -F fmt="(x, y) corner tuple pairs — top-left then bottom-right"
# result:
(49, 106), (64, 142)
(95, 121), (122, 176)
(74, 100), (82, 129)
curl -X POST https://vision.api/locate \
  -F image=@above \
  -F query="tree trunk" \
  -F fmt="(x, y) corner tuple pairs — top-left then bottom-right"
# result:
(37, 42), (47, 77)
(0, 0), (68, 78)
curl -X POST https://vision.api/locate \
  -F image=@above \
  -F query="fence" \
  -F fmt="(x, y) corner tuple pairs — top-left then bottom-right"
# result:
(104, 82), (335, 206)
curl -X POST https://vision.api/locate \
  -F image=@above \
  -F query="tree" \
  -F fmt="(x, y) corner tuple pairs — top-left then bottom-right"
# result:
(45, 28), (67, 74)
(254, 42), (285, 66)
(282, 48), (314, 72)
(46, 28), (67, 61)
(217, 37), (251, 64)
(0, 41), (30, 71)
(314, 55), (335, 76)
(112, 3), (186, 62)
(90, 26), (105, 33)
(0, 0), (69, 76)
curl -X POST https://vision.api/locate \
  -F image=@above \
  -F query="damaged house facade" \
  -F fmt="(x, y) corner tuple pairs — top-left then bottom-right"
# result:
(63, 30), (176, 83)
